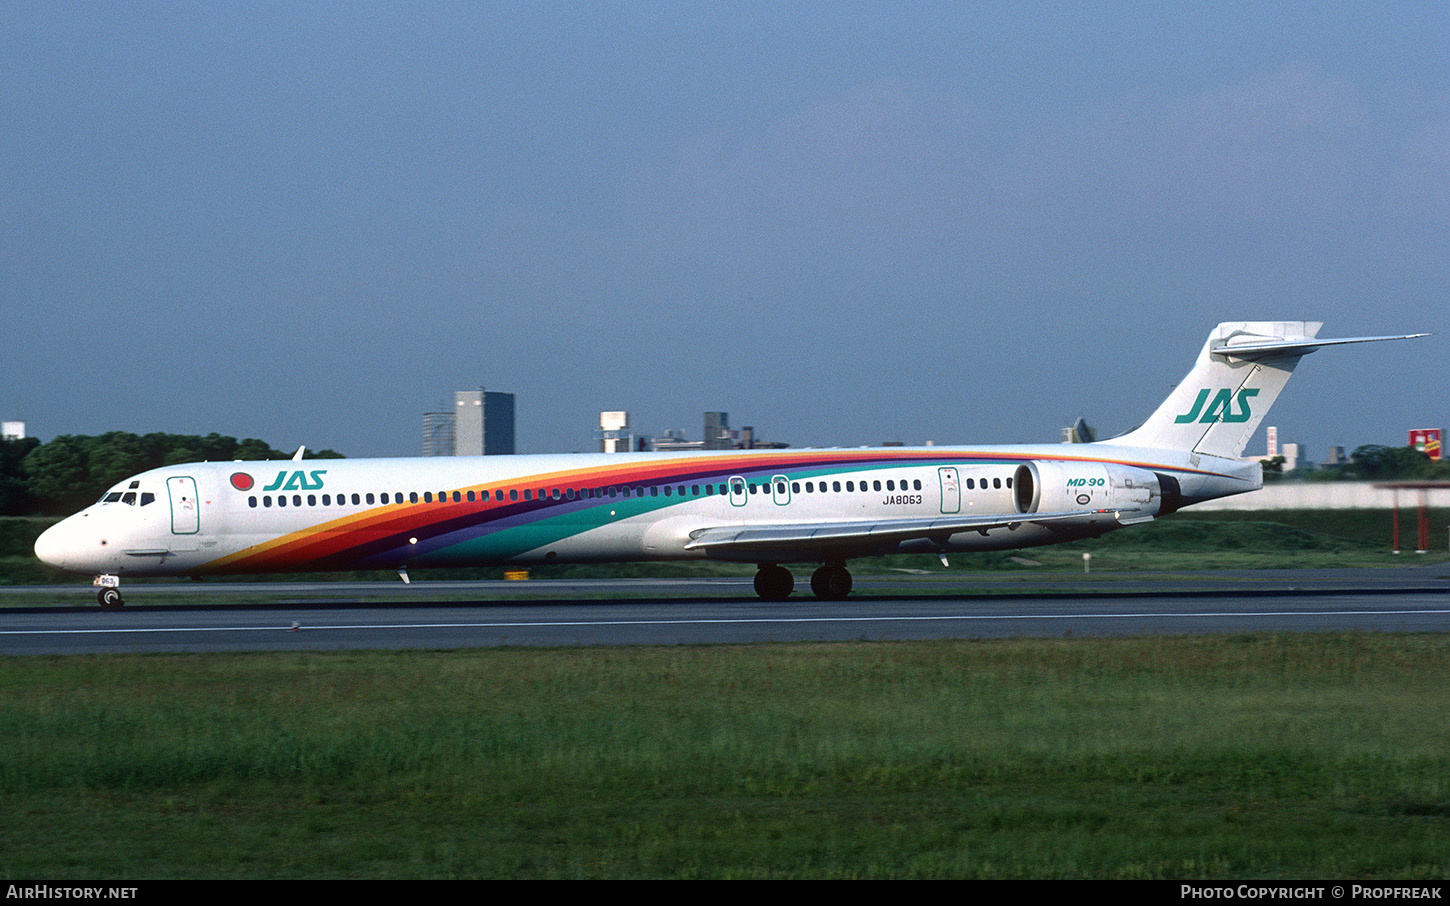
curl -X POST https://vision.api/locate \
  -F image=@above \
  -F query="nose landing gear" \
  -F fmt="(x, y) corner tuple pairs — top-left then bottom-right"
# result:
(95, 576), (124, 609)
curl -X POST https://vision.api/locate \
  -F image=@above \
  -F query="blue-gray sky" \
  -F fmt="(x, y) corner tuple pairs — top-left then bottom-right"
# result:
(3, 2), (1446, 459)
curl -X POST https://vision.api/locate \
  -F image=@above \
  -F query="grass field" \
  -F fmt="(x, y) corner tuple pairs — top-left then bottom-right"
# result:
(3, 634), (1450, 879)
(3, 511), (1449, 878)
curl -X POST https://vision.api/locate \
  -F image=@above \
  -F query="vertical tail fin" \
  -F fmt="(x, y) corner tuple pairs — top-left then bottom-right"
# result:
(1102, 321), (1424, 459)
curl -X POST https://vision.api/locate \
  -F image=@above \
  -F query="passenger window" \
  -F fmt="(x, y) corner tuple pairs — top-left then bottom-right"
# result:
(249, 496), (257, 508)
(366, 493), (375, 505)
(873, 480), (882, 491)
(293, 495), (302, 507)
(263, 496), (272, 507)
(308, 495), (317, 506)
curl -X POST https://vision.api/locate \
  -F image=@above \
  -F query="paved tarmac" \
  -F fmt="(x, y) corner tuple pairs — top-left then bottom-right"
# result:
(4, 565), (1450, 654)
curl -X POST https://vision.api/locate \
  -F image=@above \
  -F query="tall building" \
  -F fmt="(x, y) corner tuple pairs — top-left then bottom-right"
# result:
(422, 390), (516, 456)
(421, 411), (455, 457)
(704, 411), (732, 450)
(455, 390), (515, 455)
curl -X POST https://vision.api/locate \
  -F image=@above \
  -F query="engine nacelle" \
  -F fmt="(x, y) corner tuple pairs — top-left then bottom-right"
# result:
(1013, 460), (1174, 519)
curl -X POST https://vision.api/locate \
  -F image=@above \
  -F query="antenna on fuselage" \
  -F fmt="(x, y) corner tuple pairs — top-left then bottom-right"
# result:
(292, 446), (305, 461)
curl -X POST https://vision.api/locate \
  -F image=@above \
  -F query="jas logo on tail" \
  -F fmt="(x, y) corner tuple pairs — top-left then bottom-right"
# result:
(262, 470), (328, 492)
(1174, 389), (1259, 424)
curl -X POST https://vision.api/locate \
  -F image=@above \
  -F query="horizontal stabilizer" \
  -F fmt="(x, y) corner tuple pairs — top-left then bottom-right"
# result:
(1211, 333), (1428, 361)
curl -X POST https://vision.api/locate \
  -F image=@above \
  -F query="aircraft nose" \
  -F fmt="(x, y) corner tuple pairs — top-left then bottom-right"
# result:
(34, 520), (76, 571)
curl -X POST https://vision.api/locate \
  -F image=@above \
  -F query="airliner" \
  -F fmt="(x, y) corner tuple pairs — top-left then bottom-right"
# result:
(34, 322), (1423, 608)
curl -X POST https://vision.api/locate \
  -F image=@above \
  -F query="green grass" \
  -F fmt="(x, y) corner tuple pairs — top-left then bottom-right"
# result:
(3, 635), (1450, 878)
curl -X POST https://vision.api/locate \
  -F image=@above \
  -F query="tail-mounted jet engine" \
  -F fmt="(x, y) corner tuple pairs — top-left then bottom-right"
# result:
(1013, 460), (1180, 523)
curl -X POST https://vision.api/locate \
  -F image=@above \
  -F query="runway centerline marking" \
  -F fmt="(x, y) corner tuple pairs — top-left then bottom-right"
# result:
(7, 606), (1450, 637)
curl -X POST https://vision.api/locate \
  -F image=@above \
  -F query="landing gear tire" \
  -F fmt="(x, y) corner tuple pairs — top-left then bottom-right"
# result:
(98, 587), (124, 609)
(810, 564), (853, 601)
(753, 565), (794, 601)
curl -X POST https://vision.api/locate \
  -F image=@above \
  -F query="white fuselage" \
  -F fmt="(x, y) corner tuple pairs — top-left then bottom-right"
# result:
(34, 443), (1258, 579)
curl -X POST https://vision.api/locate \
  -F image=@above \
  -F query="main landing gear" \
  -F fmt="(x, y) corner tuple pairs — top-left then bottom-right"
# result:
(753, 562), (853, 601)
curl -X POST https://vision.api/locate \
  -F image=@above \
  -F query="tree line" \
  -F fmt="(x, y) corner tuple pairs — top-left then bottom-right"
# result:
(1, 432), (343, 516)
(1269, 444), (1450, 483)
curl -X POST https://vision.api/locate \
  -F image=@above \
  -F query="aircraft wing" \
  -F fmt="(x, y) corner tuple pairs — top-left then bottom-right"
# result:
(682, 510), (1108, 556)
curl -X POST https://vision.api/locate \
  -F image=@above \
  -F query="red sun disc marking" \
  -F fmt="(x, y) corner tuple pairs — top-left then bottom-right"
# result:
(231, 472), (254, 491)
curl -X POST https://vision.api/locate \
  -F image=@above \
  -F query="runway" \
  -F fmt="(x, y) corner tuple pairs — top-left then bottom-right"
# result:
(4, 566), (1450, 654)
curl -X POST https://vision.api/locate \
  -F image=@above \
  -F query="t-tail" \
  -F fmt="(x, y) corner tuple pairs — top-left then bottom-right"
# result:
(1101, 321), (1427, 460)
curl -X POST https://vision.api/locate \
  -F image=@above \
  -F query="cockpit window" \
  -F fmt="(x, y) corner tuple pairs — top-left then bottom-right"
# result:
(101, 486), (157, 506)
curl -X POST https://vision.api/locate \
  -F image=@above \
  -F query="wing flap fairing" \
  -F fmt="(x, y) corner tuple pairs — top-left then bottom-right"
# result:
(683, 510), (1114, 555)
